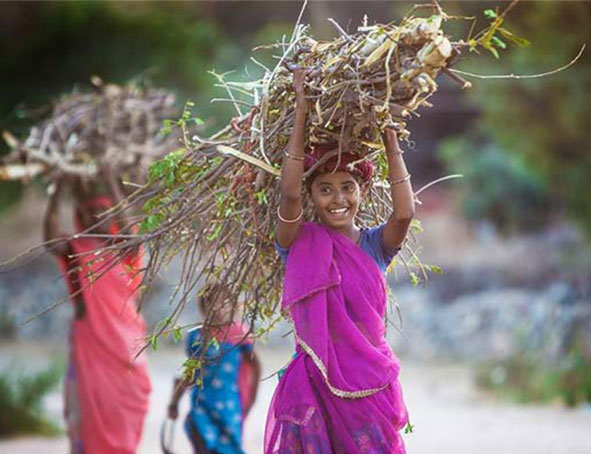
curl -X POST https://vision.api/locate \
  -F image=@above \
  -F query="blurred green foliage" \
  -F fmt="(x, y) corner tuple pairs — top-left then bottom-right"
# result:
(0, 1), (236, 211)
(1, 2), (227, 119)
(0, 181), (24, 216)
(476, 339), (591, 407)
(439, 136), (548, 232)
(0, 363), (62, 437)
(449, 1), (591, 231)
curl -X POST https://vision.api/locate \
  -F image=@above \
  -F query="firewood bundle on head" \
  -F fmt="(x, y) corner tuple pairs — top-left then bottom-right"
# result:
(1, 78), (178, 187)
(265, 14), (457, 155)
(97, 3), (528, 340)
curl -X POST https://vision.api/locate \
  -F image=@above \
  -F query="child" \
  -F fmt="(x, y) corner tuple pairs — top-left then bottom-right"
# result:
(168, 282), (261, 454)
(264, 68), (415, 453)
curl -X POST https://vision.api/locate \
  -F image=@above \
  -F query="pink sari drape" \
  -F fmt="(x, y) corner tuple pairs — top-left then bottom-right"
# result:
(59, 235), (151, 454)
(265, 222), (408, 453)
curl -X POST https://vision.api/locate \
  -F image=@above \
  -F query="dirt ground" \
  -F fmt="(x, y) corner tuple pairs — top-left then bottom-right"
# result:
(1, 342), (590, 454)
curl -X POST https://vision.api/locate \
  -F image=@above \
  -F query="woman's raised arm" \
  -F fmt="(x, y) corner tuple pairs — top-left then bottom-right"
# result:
(43, 176), (70, 257)
(275, 68), (308, 249)
(381, 128), (415, 252)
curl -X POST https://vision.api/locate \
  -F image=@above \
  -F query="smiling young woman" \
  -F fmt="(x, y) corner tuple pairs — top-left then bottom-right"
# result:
(266, 68), (415, 453)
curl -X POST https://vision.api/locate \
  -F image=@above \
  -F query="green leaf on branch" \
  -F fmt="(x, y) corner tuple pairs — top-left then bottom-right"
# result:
(484, 9), (498, 19)
(427, 264), (444, 275)
(148, 148), (185, 183)
(492, 36), (507, 50)
(206, 223), (223, 241)
(138, 212), (166, 234)
(497, 27), (532, 47)
(404, 421), (415, 434)
(254, 188), (268, 205)
(160, 119), (173, 136)
(142, 196), (161, 214)
(209, 337), (220, 351)
(173, 327), (183, 343)
(410, 219), (423, 233)
(484, 43), (500, 59)
(150, 335), (158, 351)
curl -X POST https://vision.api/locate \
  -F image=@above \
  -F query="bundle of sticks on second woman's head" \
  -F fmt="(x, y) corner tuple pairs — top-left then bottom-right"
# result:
(20, 3), (526, 341)
(1, 77), (178, 186)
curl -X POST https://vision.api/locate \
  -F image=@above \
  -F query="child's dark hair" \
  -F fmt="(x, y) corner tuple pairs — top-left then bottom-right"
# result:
(197, 281), (222, 315)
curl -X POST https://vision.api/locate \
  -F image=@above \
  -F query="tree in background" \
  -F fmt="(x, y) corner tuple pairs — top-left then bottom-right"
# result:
(0, 2), (233, 212)
(440, 136), (548, 232)
(440, 1), (590, 232)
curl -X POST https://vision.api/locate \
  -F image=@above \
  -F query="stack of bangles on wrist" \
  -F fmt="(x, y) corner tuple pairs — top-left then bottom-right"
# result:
(390, 150), (404, 155)
(390, 173), (411, 185)
(284, 151), (304, 161)
(277, 206), (304, 223)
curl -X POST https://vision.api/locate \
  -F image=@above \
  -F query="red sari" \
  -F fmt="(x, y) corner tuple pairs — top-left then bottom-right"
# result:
(59, 232), (151, 454)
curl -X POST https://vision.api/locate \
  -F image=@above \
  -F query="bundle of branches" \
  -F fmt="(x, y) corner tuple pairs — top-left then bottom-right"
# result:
(1, 77), (178, 185)
(86, 2), (528, 342)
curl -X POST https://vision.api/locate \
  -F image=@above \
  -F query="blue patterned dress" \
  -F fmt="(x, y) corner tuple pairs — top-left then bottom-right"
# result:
(185, 328), (252, 454)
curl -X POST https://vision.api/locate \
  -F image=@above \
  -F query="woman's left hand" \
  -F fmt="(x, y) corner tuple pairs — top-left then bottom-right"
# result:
(382, 127), (401, 153)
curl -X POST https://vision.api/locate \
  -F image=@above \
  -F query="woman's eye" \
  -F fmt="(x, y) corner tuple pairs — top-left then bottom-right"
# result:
(320, 187), (331, 195)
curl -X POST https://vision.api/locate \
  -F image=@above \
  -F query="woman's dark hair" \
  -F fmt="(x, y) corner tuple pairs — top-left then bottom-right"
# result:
(305, 168), (365, 194)
(303, 146), (374, 194)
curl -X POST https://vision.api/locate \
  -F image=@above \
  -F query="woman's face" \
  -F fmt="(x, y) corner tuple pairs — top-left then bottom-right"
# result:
(75, 202), (112, 235)
(73, 180), (113, 234)
(309, 171), (364, 229)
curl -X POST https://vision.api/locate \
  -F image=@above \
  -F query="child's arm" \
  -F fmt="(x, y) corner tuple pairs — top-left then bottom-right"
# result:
(381, 129), (415, 251)
(167, 375), (188, 420)
(243, 351), (261, 417)
(275, 67), (308, 249)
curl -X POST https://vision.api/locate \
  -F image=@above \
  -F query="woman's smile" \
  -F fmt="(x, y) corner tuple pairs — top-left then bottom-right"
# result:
(327, 205), (351, 218)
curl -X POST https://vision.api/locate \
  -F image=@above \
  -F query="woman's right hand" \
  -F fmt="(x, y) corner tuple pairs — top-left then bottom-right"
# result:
(293, 67), (307, 112)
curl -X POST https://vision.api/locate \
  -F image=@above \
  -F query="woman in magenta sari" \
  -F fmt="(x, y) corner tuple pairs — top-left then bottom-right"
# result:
(264, 68), (415, 453)
(44, 165), (151, 454)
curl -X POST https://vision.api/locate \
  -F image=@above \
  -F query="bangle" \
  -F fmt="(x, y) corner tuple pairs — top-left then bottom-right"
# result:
(390, 173), (411, 185)
(277, 206), (304, 224)
(284, 151), (305, 162)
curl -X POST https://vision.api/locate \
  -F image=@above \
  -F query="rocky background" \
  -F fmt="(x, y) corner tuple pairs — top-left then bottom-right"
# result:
(2, 191), (589, 368)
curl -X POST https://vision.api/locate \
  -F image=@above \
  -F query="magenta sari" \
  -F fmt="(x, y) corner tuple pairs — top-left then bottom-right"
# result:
(265, 222), (408, 454)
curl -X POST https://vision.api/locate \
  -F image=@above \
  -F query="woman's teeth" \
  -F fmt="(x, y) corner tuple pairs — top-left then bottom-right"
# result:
(329, 207), (348, 215)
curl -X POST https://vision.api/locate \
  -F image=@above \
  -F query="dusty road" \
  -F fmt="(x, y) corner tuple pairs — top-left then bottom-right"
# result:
(1, 343), (590, 454)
